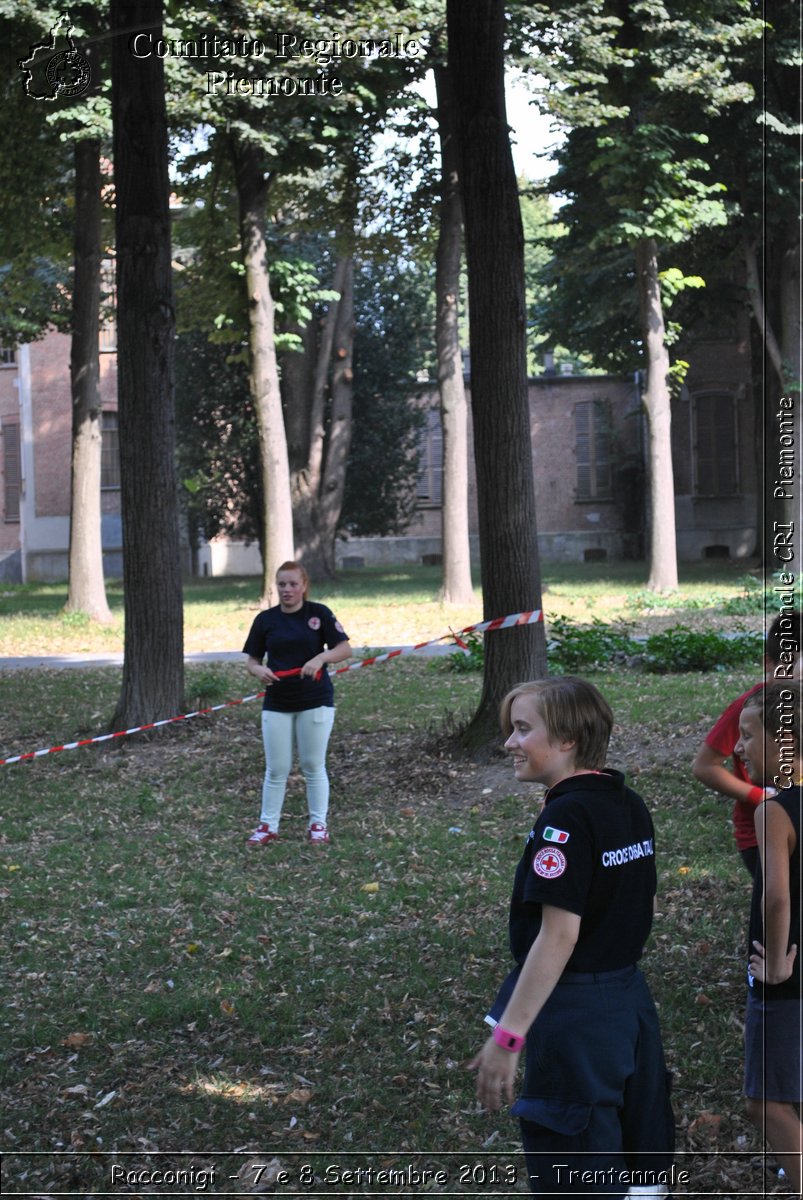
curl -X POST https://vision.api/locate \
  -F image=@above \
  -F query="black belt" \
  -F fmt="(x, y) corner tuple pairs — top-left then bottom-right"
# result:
(559, 964), (637, 984)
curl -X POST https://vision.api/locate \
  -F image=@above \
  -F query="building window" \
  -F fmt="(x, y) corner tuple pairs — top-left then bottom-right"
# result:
(692, 392), (738, 497)
(0, 347), (16, 367)
(416, 408), (443, 506)
(3, 422), (21, 521)
(575, 399), (613, 500)
(99, 258), (116, 352)
(101, 411), (120, 489)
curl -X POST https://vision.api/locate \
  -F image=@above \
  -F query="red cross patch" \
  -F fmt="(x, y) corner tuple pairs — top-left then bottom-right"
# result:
(533, 847), (567, 879)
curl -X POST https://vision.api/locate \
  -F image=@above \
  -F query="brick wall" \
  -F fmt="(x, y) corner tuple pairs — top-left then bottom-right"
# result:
(405, 374), (645, 563)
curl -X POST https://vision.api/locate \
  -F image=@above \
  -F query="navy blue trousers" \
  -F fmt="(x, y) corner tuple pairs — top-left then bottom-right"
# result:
(513, 967), (674, 1196)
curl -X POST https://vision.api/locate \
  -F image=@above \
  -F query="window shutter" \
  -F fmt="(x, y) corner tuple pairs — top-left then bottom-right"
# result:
(694, 394), (737, 496)
(101, 411), (121, 489)
(417, 409), (443, 504)
(3, 422), (21, 521)
(592, 401), (613, 498)
(575, 400), (612, 499)
(430, 411), (443, 504)
(575, 402), (591, 499)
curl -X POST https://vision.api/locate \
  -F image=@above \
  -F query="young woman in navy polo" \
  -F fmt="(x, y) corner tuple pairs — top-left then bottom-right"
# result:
(243, 562), (351, 845)
(470, 677), (674, 1197)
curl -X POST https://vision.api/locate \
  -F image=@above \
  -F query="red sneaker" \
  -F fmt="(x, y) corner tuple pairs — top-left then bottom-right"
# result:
(307, 822), (330, 845)
(247, 823), (280, 845)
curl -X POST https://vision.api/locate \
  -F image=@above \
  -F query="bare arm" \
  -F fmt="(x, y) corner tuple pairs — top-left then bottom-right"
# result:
(469, 905), (580, 1110)
(245, 654), (279, 685)
(750, 800), (798, 985)
(300, 640), (352, 678)
(692, 742), (767, 806)
(245, 641), (352, 685)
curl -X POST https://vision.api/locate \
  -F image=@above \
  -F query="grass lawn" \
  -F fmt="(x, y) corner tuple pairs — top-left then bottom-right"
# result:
(0, 567), (790, 1195)
(0, 560), (770, 658)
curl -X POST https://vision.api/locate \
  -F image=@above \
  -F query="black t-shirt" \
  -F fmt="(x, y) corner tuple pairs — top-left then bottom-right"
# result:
(509, 770), (657, 973)
(242, 601), (349, 713)
(748, 785), (801, 1000)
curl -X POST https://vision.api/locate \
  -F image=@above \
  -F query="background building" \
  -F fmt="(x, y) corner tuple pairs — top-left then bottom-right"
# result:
(0, 321), (757, 581)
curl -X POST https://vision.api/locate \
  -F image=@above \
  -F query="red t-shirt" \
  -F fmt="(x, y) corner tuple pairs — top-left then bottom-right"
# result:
(704, 683), (764, 851)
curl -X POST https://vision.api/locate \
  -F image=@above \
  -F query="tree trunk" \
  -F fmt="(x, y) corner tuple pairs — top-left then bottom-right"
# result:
(111, 0), (184, 729)
(230, 135), (295, 606)
(448, 0), (548, 757)
(319, 256), (354, 577)
(66, 136), (112, 624)
(743, 233), (785, 383)
(744, 233), (783, 559)
(635, 237), (679, 593)
(287, 256), (350, 580)
(778, 217), (801, 392)
(434, 63), (474, 605)
(757, 218), (802, 566)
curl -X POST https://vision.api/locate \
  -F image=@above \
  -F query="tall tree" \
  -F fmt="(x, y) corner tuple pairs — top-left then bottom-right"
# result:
(716, 3), (801, 560)
(63, 19), (113, 624)
(433, 61), (473, 604)
(447, 0), (548, 754)
(342, 255), (431, 538)
(229, 130), (295, 604)
(169, 0), (438, 590)
(0, 3), (72, 342)
(524, 0), (761, 591)
(3, 3), (114, 616)
(65, 130), (112, 623)
(111, 0), (184, 728)
(280, 236), (357, 579)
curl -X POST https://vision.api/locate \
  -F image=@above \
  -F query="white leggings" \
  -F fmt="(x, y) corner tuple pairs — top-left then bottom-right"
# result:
(260, 706), (336, 830)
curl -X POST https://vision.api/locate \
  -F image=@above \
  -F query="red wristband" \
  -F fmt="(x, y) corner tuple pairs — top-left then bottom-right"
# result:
(747, 786), (764, 804)
(493, 1025), (526, 1052)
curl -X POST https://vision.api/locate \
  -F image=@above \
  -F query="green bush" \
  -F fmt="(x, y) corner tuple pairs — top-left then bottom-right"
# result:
(548, 616), (640, 673)
(642, 625), (763, 673)
(721, 575), (770, 615)
(445, 630), (485, 672)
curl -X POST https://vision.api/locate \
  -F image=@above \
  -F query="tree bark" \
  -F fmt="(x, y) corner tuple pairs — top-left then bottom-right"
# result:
(111, 0), (184, 729)
(743, 233), (785, 384)
(778, 216), (801, 392)
(635, 237), (679, 593)
(287, 256), (350, 579)
(434, 63), (474, 605)
(319, 257), (354, 576)
(230, 135), (295, 606)
(755, 218), (802, 565)
(66, 135), (112, 624)
(447, 0), (548, 756)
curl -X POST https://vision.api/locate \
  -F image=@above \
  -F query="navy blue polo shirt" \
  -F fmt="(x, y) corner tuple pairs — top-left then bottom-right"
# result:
(242, 601), (349, 713)
(509, 770), (657, 973)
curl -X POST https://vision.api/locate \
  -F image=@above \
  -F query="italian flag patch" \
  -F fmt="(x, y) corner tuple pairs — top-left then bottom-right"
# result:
(543, 826), (569, 844)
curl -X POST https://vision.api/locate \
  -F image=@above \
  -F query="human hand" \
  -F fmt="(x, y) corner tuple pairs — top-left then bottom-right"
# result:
(749, 939), (797, 985)
(467, 1035), (519, 1111)
(257, 665), (280, 686)
(300, 655), (325, 679)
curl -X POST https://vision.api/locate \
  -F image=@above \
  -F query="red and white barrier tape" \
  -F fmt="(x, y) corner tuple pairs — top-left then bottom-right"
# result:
(0, 609), (542, 767)
(331, 608), (543, 674)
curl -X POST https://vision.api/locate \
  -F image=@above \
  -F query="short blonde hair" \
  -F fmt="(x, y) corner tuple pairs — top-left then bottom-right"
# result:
(500, 676), (613, 770)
